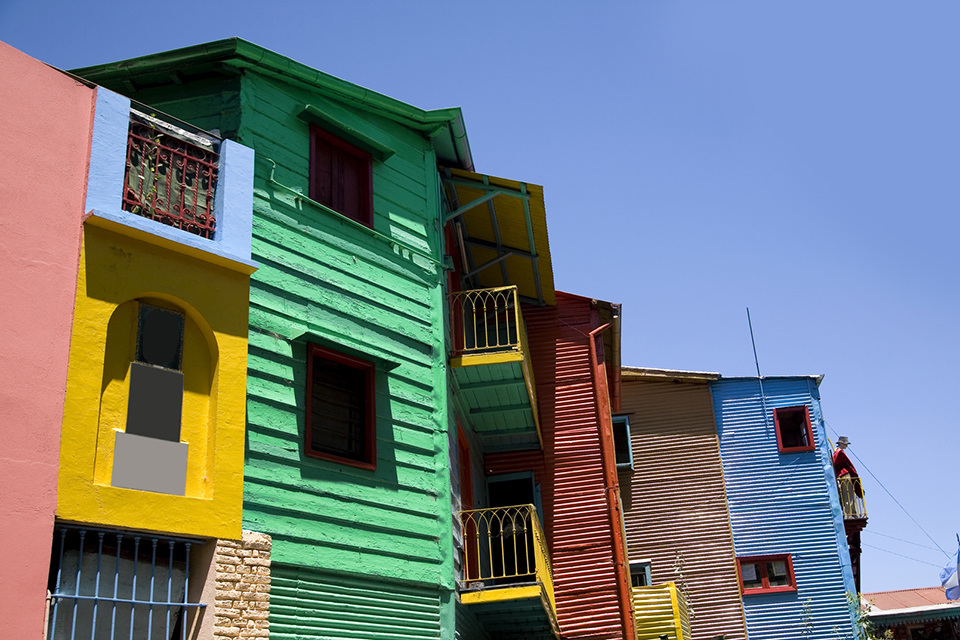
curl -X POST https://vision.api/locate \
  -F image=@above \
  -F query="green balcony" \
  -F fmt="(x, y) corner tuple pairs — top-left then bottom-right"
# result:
(449, 286), (541, 451)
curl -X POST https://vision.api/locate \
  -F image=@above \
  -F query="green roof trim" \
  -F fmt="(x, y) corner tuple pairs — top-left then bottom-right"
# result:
(71, 37), (473, 170)
(297, 104), (395, 162)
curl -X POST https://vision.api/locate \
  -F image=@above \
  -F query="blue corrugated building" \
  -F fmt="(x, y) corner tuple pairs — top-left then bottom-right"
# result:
(711, 376), (858, 640)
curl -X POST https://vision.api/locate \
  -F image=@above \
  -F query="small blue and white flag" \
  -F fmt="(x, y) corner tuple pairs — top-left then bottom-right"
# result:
(941, 547), (960, 601)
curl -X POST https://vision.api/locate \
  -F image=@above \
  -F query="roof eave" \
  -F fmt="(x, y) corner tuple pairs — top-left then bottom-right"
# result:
(621, 366), (720, 382)
(71, 37), (474, 170)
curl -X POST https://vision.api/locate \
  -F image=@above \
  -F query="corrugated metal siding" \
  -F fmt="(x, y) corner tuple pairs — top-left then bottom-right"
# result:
(619, 377), (747, 640)
(632, 583), (691, 640)
(711, 378), (857, 640)
(271, 564), (443, 639)
(486, 292), (626, 640)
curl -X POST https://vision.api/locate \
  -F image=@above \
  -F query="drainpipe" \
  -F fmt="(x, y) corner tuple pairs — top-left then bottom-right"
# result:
(588, 322), (636, 640)
(611, 303), (622, 414)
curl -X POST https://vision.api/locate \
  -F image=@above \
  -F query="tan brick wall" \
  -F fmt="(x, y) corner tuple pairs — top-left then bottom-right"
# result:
(213, 530), (271, 639)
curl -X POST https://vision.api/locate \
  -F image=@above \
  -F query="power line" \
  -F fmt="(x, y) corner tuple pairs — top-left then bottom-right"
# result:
(864, 530), (945, 552)
(862, 543), (943, 569)
(825, 421), (949, 558)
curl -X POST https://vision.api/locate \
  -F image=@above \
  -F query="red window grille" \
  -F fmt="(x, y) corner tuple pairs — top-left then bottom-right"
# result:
(123, 110), (219, 239)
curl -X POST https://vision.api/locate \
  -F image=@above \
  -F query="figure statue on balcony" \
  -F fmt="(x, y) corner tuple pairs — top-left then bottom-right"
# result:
(833, 436), (863, 516)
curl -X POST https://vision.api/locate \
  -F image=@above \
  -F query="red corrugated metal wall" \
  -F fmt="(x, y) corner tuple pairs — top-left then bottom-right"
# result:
(486, 292), (627, 640)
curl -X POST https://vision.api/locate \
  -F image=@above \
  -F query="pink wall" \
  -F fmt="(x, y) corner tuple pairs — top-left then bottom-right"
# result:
(0, 41), (95, 639)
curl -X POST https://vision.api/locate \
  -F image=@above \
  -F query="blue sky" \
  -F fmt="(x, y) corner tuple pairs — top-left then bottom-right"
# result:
(3, 1), (957, 593)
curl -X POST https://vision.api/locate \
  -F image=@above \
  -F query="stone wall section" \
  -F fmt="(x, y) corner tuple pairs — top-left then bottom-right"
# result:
(214, 530), (271, 639)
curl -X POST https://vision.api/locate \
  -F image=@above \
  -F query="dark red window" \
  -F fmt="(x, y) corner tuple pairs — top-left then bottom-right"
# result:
(774, 405), (815, 453)
(309, 124), (373, 227)
(737, 555), (796, 594)
(305, 344), (376, 470)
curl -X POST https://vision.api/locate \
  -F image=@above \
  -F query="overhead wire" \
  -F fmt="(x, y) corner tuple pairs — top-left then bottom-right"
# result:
(861, 543), (944, 569)
(824, 421), (949, 558)
(864, 530), (945, 552)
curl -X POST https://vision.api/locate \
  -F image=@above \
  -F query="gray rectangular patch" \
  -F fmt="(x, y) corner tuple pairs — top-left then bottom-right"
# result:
(126, 362), (183, 442)
(111, 431), (189, 495)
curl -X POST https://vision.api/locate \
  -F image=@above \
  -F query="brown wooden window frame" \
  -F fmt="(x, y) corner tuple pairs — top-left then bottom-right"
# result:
(309, 123), (374, 228)
(737, 554), (797, 595)
(773, 405), (815, 453)
(304, 343), (376, 470)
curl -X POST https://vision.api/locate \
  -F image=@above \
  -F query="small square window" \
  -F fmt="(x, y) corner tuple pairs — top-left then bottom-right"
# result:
(309, 124), (373, 228)
(126, 303), (185, 443)
(737, 554), (796, 594)
(305, 344), (376, 470)
(612, 415), (633, 471)
(136, 303), (184, 371)
(774, 406), (814, 453)
(630, 560), (652, 588)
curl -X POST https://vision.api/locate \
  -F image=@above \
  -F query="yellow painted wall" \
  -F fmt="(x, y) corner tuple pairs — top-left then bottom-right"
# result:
(58, 222), (250, 539)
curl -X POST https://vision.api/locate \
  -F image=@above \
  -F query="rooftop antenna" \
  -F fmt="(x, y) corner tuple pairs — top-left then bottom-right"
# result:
(747, 307), (771, 429)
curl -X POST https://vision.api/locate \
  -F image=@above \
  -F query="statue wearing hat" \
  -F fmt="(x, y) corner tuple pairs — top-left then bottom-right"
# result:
(833, 436), (863, 515)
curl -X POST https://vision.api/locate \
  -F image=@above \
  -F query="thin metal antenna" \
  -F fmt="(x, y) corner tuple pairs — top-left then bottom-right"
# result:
(747, 308), (770, 428)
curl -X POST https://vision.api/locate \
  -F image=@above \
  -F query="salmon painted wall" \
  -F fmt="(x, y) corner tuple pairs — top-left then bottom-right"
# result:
(0, 41), (95, 639)
(486, 292), (630, 640)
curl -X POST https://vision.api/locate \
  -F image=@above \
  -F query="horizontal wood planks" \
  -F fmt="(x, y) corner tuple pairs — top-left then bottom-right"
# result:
(235, 69), (452, 589)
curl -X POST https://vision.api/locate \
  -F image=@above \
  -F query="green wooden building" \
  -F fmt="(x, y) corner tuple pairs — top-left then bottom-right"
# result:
(75, 39), (473, 639)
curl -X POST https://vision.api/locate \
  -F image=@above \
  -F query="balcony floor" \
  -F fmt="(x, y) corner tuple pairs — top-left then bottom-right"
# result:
(461, 584), (557, 640)
(452, 359), (539, 451)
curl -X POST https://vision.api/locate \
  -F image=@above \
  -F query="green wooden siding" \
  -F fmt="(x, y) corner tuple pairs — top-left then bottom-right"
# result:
(272, 564), (445, 640)
(108, 62), (455, 636)
(235, 69), (452, 584)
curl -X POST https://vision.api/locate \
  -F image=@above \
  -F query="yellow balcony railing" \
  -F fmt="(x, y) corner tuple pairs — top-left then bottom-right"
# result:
(837, 476), (867, 519)
(458, 505), (556, 609)
(449, 286), (523, 356)
(633, 583), (691, 640)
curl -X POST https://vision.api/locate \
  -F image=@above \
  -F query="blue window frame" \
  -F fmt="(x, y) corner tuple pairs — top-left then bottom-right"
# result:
(613, 415), (634, 471)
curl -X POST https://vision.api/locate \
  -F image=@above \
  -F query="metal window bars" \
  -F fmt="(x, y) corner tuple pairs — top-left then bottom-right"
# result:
(122, 109), (219, 239)
(47, 524), (206, 640)
(837, 476), (867, 519)
(458, 505), (553, 591)
(448, 286), (522, 356)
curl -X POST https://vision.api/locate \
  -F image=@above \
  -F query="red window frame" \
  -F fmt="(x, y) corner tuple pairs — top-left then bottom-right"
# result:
(773, 405), (815, 453)
(737, 554), (797, 595)
(304, 344), (376, 470)
(309, 124), (373, 228)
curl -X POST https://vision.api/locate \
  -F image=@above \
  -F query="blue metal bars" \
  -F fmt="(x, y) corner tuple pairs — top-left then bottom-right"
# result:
(48, 524), (206, 640)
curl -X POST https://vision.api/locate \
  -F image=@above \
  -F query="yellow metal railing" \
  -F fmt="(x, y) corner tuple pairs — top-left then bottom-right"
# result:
(449, 286), (523, 356)
(458, 505), (555, 607)
(837, 476), (867, 519)
(633, 583), (691, 640)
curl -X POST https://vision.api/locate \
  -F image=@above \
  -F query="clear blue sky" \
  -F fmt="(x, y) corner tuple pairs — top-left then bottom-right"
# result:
(3, 1), (957, 594)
